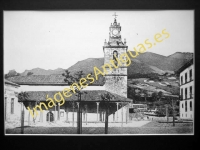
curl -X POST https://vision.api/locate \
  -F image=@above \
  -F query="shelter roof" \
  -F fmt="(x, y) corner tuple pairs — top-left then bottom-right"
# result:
(18, 90), (132, 102)
(7, 74), (104, 86)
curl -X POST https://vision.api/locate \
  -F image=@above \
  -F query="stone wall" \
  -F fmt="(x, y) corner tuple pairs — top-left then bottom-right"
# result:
(104, 76), (127, 98)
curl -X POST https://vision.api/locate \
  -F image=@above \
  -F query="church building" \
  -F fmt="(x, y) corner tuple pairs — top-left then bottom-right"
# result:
(5, 15), (132, 126)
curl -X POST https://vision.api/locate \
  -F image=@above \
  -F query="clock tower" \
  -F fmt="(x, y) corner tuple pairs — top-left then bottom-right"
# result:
(103, 14), (128, 98)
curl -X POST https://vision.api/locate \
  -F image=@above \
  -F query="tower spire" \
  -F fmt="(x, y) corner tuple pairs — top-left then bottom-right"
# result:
(112, 12), (118, 22)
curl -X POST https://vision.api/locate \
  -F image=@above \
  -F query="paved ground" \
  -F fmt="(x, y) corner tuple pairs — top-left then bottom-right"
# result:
(4, 116), (178, 129)
(6, 120), (193, 135)
(30, 120), (151, 128)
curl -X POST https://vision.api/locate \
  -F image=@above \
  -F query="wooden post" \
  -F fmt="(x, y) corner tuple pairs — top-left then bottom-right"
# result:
(77, 102), (80, 133)
(83, 111), (85, 122)
(99, 111), (102, 121)
(166, 106), (168, 123)
(105, 105), (109, 134)
(66, 109), (68, 122)
(21, 102), (24, 134)
(127, 103), (129, 122)
(54, 103), (56, 122)
(121, 103), (123, 127)
(96, 102), (99, 122)
(57, 103), (60, 121)
(113, 113), (115, 122)
(80, 101), (82, 134)
(117, 102), (119, 122)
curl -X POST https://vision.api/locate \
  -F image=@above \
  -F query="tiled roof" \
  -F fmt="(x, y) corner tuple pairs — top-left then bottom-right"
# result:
(4, 79), (20, 87)
(176, 58), (193, 74)
(18, 90), (132, 102)
(7, 74), (104, 86)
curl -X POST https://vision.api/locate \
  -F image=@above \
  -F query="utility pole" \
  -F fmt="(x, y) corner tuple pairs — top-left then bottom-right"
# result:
(21, 102), (24, 134)
(77, 102), (80, 134)
(77, 91), (86, 134)
(80, 93), (82, 134)
(166, 105), (169, 123)
(105, 102), (109, 134)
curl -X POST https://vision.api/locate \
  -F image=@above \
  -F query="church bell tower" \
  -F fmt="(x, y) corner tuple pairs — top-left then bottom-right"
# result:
(103, 13), (128, 98)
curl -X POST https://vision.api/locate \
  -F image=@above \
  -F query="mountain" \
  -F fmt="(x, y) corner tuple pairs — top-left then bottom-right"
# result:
(18, 52), (193, 77)
(20, 67), (66, 76)
(67, 58), (104, 74)
(168, 52), (193, 60)
(133, 52), (193, 72)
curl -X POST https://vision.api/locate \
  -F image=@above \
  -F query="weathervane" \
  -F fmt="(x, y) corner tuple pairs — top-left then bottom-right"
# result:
(112, 12), (118, 19)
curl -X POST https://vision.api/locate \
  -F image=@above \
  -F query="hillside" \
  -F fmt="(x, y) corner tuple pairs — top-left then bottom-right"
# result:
(18, 52), (193, 77)
(20, 67), (66, 76)
(133, 52), (192, 71)
(67, 58), (104, 74)
(168, 52), (193, 60)
(7, 51), (192, 96)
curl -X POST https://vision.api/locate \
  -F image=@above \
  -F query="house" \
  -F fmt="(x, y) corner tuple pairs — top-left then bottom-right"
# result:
(4, 79), (21, 122)
(177, 58), (194, 120)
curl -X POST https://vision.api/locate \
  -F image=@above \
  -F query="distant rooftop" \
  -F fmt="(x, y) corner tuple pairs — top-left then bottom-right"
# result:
(176, 58), (193, 74)
(4, 79), (20, 87)
(7, 74), (105, 86)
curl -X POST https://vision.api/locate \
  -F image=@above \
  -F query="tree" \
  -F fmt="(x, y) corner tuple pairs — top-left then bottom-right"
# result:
(62, 69), (87, 134)
(5, 70), (20, 79)
(157, 91), (163, 101)
(151, 92), (157, 101)
(18, 91), (29, 134)
(101, 92), (114, 134)
(143, 90), (148, 103)
(27, 72), (33, 76)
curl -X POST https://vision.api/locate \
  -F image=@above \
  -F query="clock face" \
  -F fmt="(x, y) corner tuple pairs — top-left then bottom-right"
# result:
(112, 29), (118, 35)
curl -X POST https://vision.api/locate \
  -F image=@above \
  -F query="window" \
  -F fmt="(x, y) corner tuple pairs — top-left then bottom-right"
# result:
(181, 88), (183, 100)
(185, 73), (187, 83)
(190, 86), (192, 98)
(185, 101), (187, 112)
(181, 76), (183, 85)
(190, 69), (192, 81)
(185, 88), (187, 100)
(190, 101), (192, 111)
(5, 97), (7, 120)
(11, 98), (14, 114)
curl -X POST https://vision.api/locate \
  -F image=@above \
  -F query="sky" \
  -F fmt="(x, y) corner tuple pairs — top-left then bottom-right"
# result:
(4, 10), (194, 74)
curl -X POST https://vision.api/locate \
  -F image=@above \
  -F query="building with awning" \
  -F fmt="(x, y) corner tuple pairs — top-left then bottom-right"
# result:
(6, 16), (133, 125)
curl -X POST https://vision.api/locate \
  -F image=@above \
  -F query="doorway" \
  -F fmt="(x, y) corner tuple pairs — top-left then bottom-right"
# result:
(47, 112), (54, 122)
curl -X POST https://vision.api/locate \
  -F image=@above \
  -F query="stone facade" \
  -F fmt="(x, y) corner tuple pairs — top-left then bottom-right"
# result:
(103, 18), (128, 98)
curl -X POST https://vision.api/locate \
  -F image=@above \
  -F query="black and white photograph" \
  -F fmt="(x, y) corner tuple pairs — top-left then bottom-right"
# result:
(4, 10), (194, 135)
